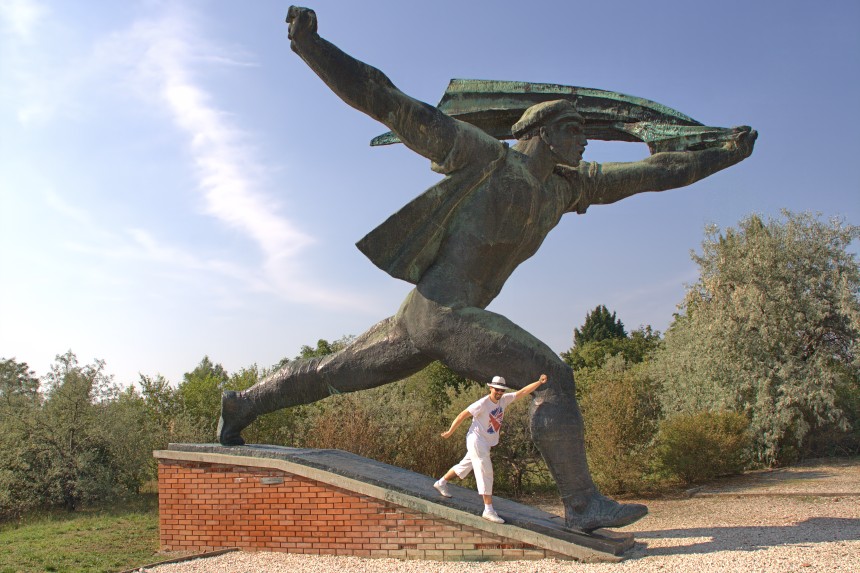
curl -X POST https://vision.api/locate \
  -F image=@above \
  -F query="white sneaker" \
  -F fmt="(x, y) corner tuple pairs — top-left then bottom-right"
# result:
(433, 479), (452, 498)
(482, 508), (505, 524)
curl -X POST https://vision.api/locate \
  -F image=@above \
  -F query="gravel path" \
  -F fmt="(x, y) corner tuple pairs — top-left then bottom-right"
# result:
(143, 458), (860, 573)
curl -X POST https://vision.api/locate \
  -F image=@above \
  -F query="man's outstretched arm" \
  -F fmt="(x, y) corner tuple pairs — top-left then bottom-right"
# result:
(569, 127), (757, 208)
(440, 409), (472, 439)
(514, 374), (548, 401)
(287, 6), (457, 165)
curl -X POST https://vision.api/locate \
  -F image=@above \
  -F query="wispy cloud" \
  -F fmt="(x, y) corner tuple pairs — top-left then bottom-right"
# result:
(115, 10), (368, 306)
(0, 0), (47, 40)
(44, 189), (92, 226)
(6, 2), (369, 309)
(0, 0), (62, 125)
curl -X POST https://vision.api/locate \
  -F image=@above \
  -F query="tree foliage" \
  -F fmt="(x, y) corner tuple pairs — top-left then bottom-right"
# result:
(0, 358), (41, 520)
(0, 353), (214, 520)
(35, 352), (122, 511)
(576, 356), (662, 494)
(564, 325), (661, 371)
(573, 305), (626, 347)
(297, 336), (356, 359)
(5, 214), (858, 520)
(0, 358), (39, 405)
(0, 352), (127, 516)
(176, 356), (230, 438)
(654, 211), (860, 465)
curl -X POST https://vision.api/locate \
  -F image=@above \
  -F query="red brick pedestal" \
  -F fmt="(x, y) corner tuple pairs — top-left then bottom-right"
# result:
(155, 447), (630, 562)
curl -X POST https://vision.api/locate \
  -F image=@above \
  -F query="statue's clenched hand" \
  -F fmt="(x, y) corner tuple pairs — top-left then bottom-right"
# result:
(726, 125), (758, 159)
(287, 6), (317, 41)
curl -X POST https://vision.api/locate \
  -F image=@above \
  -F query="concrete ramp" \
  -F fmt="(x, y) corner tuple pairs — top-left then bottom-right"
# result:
(156, 444), (634, 562)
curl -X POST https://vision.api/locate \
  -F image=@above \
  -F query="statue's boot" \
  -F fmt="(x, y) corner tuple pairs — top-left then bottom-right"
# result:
(563, 492), (648, 532)
(530, 371), (647, 532)
(217, 356), (328, 446)
(217, 391), (256, 446)
(216, 321), (430, 447)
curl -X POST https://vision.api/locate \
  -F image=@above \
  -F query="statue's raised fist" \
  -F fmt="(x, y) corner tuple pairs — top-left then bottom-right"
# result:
(287, 6), (317, 41)
(727, 125), (758, 158)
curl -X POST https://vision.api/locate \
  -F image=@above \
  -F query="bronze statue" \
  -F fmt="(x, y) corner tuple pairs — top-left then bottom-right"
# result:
(218, 5), (757, 531)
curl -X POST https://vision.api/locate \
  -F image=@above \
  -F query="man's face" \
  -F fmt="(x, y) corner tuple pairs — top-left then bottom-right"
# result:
(489, 387), (505, 401)
(545, 119), (587, 165)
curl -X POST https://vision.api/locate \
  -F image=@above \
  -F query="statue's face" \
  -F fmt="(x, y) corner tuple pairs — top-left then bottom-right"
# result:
(545, 119), (587, 165)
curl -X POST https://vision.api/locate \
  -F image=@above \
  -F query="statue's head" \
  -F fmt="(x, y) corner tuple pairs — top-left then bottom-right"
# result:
(512, 100), (587, 165)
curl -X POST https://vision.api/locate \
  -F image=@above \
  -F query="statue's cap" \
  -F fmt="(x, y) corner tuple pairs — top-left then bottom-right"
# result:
(487, 375), (511, 390)
(511, 100), (583, 139)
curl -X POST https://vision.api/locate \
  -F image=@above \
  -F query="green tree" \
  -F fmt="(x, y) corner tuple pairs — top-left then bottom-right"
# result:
(0, 358), (41, 520)
(653, 211), (860, 466)
(139, 373), (181, 423)
(177, 356), (230, 437)
(0, 358), (39, 405)
(31, 351), (122, 511)
(573, 305), (626, 347)
(563, 325), (661, 371)
(99, 386), (163, 493)
(138, 373), (210, 448)
(297, 335), (356, 359)
(406, 360), (475, 411)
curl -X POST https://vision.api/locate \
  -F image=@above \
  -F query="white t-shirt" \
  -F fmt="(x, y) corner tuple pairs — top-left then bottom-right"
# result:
(466, 393), (516, 448)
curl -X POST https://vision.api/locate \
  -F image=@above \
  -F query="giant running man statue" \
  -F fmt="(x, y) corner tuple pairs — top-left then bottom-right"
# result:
(218, 6), (757, 531)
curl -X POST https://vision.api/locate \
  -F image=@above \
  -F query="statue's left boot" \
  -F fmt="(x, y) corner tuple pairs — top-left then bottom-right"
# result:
(217, 356), (328, 446)
(530, 373), (648, 532)
(217, 391), (256, 446)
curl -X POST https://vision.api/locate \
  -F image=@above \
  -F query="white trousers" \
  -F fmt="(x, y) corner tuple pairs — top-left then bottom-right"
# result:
(451, 434), (494, 495)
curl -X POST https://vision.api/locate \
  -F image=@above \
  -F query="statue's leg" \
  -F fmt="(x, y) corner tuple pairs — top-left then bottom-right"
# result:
(402, 291), (647, 531)
(218, 303), (431, 446)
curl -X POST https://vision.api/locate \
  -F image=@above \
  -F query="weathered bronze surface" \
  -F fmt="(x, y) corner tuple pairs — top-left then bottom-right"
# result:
(218, 5), (757, 532)
(372, 78), (741, 153)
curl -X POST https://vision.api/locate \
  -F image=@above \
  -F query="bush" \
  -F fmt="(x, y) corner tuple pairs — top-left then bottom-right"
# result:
(303, 379), (465, 479)
(654, 410), (751, 484)
(577, 357), (661, 495)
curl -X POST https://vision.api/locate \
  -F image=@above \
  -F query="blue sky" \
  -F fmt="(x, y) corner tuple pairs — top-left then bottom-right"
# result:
(1, 0), (858, 386)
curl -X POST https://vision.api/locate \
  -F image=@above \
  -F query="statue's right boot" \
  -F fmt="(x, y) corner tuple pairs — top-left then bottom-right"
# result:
(530, 377), (648, 532)
(562, 492), (648, 532)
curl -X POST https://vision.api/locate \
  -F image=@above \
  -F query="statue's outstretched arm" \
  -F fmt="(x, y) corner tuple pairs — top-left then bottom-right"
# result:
(287, 6), (457, 165)
(580, 127), (757, 207)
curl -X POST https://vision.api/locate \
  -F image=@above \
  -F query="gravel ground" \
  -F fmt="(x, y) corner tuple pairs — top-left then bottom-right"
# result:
(143, 458), (860, 573)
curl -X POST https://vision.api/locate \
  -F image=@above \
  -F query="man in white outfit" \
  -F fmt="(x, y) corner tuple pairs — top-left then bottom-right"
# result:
(434, 374), (548, 523)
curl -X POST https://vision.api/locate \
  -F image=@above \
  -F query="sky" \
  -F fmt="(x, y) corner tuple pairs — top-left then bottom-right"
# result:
(1, 0), (858, 387)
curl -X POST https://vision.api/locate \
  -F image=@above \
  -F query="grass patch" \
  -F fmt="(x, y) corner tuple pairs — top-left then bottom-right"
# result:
(0, 495), (160, 573)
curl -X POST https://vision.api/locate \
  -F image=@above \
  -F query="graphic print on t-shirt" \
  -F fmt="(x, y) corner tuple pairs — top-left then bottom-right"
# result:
(487, 406), (504, 434)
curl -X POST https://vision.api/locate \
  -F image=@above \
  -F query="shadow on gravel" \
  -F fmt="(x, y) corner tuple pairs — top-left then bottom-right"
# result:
(702, 470), (834, 493)
(633, 517), (860, 556)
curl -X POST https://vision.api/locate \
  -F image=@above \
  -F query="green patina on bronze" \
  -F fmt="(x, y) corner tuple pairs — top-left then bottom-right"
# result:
(372, 79), (738, 152)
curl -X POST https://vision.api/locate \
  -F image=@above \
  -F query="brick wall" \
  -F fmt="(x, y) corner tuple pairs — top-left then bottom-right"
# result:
(158, 459), (568, 561)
